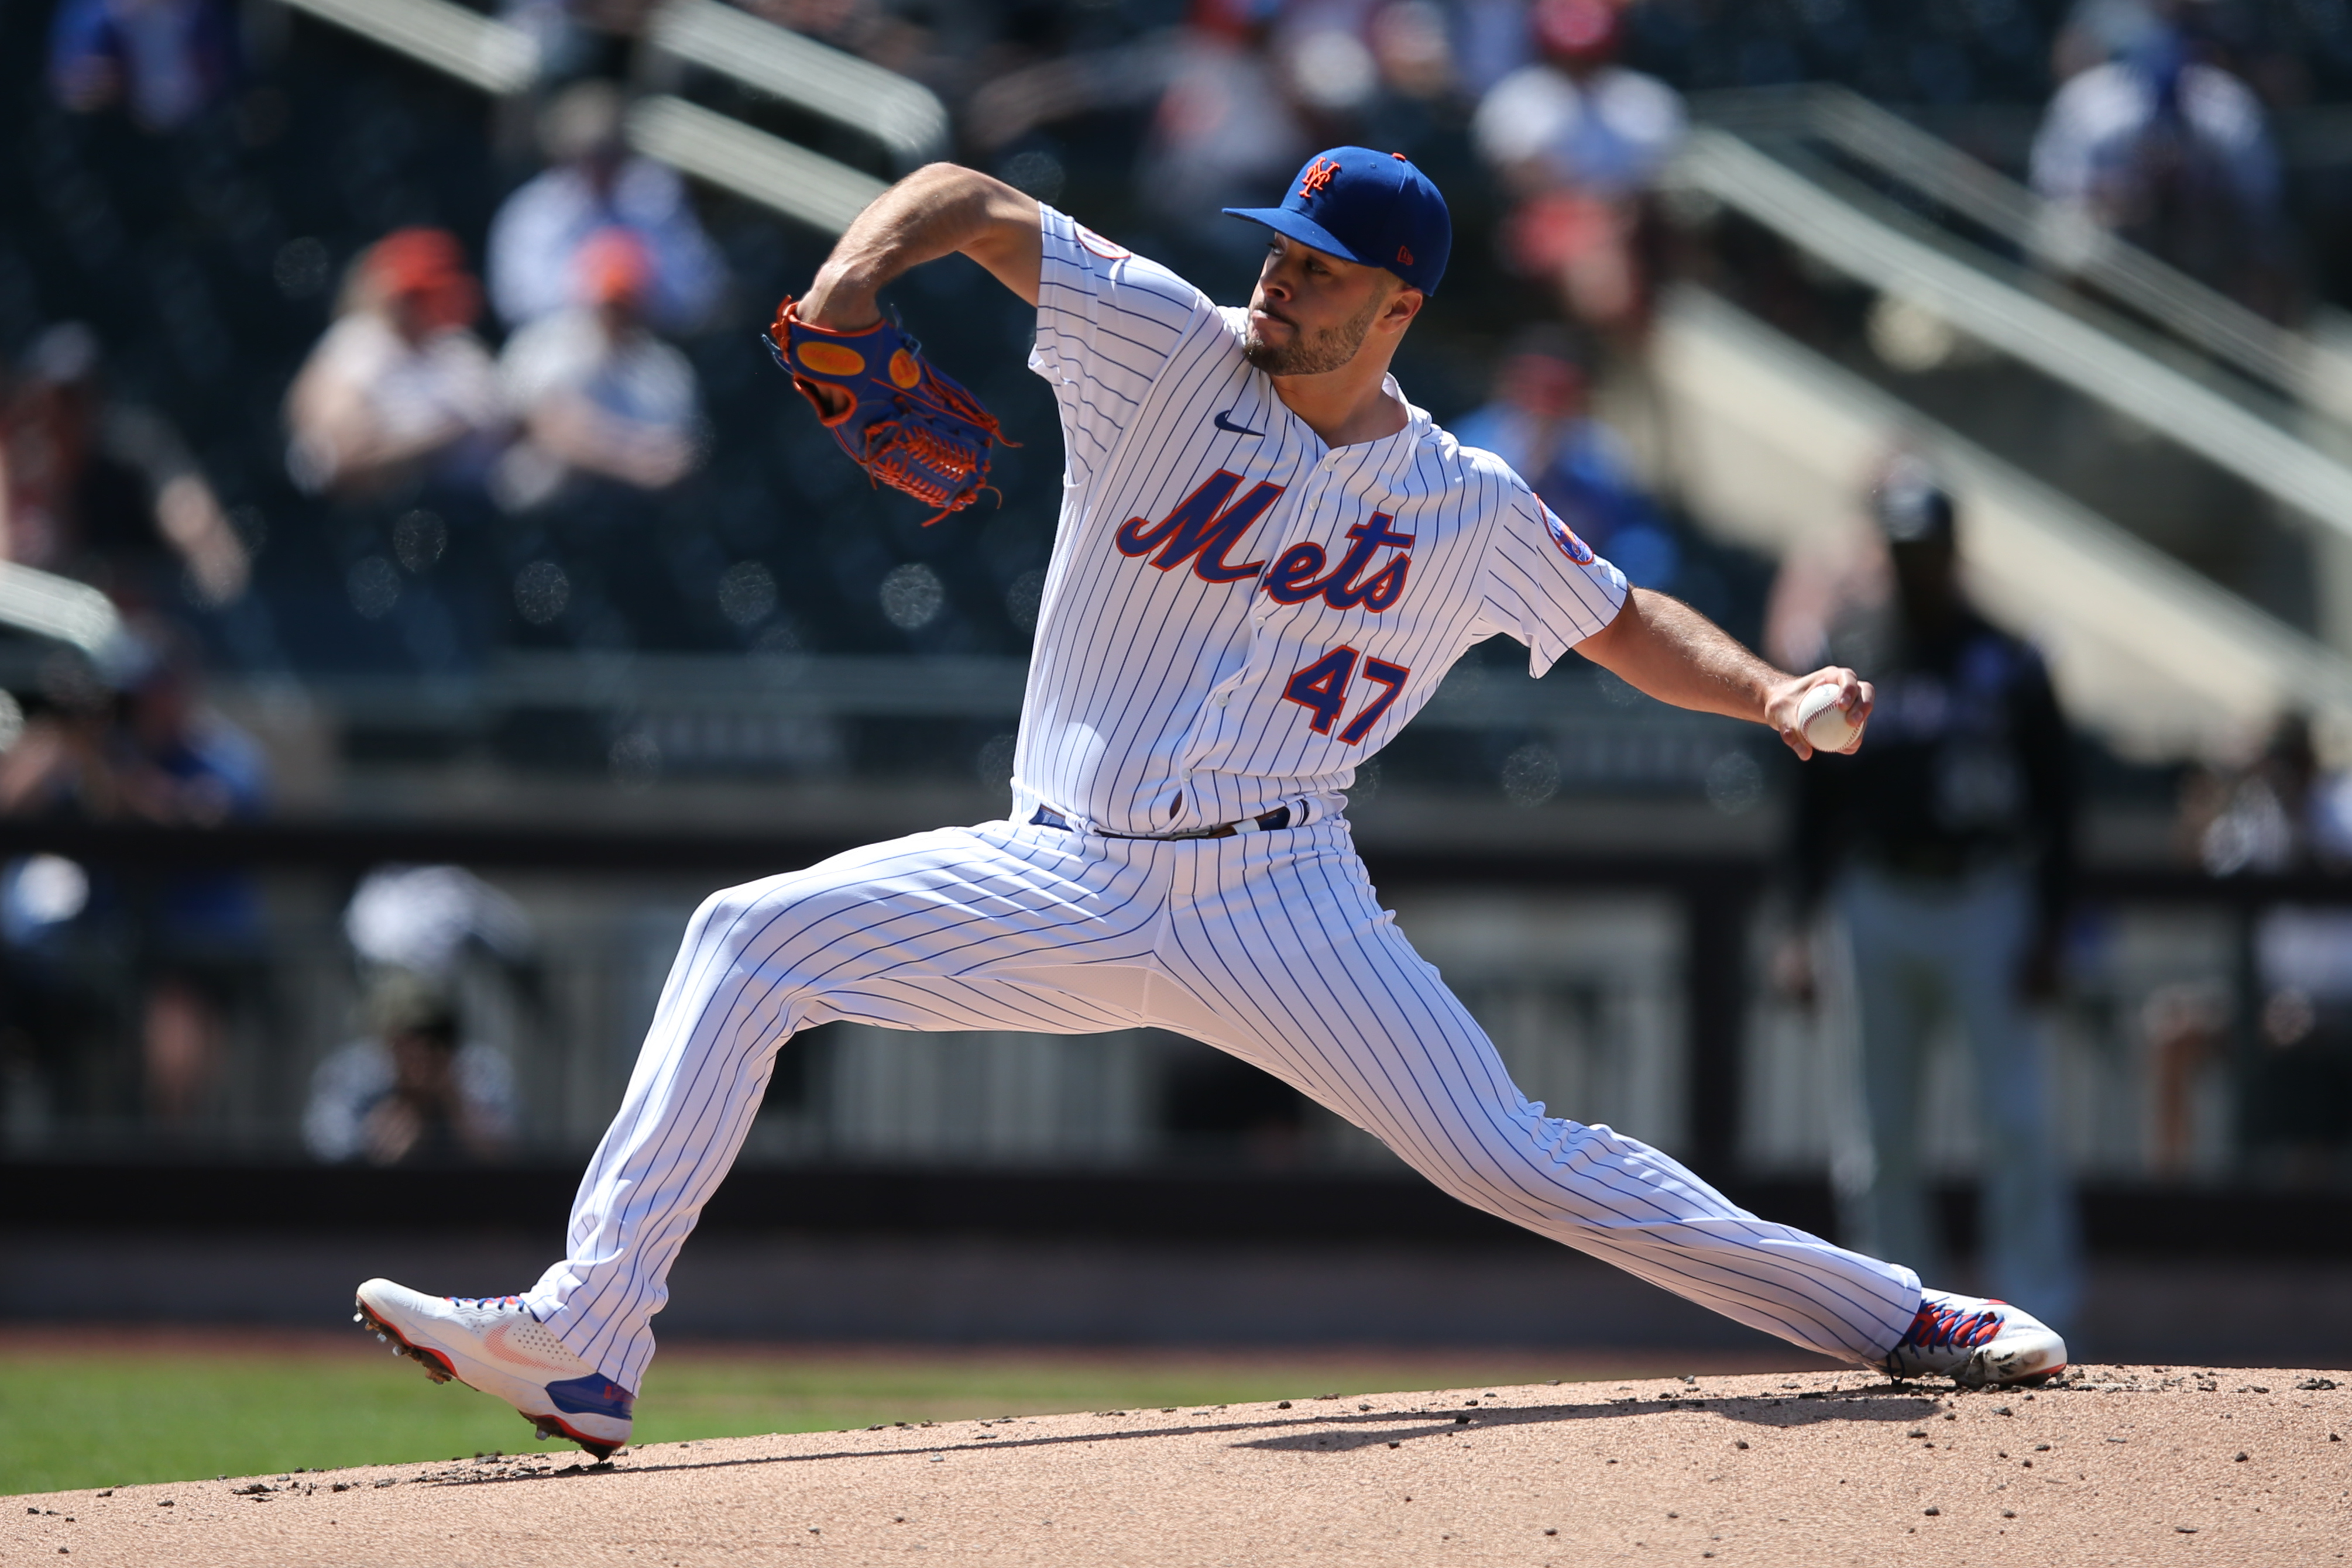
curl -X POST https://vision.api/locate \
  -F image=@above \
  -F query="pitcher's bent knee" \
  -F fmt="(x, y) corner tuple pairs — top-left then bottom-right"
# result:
(671, 874), (828, 1003)
(685, 876), (784, 944)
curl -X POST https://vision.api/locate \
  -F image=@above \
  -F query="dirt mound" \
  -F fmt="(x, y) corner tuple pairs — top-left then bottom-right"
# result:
(11, 1366), (2345, 1566)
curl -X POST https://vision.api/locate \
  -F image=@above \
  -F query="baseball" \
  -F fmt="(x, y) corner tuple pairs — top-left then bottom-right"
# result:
(1797, 683), (1860, 752)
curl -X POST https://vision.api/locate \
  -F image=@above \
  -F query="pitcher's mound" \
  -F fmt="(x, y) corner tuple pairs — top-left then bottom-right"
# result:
(12, 1366), (2343, 1566)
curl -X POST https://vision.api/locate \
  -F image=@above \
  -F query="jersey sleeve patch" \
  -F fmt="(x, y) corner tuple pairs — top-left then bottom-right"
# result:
(1074, 223), (1133, 260)
(1543, 504), (1595, 565)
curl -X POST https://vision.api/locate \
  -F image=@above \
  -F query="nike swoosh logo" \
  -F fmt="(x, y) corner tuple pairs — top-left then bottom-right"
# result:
(1213, 410), (1263, 436)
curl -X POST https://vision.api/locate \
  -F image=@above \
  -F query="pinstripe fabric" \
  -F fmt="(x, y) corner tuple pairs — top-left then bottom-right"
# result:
(521, 216), (1922, 1391)
(1017, 207), (1627, 837)
(526, 817), (1921, 1390)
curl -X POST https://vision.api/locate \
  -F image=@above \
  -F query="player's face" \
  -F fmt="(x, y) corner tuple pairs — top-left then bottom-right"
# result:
(1244, 238), (1406, 376)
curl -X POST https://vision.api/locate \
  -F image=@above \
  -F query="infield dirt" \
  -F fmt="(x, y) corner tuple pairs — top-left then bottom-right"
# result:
(8, 1364), (2346, 1566)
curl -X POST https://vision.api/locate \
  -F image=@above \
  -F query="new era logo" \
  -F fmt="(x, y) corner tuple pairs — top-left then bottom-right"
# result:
(1396, 245), (1414, 266)
(1299, 157), (1340, 199)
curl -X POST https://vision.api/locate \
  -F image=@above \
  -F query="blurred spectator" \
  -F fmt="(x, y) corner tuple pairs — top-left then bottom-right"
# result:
(967, 0), (1458, 245)
(1472, 0), (1684, 333)
(283, 229), (504, 498)
(1134, 0), (1311, 255)
(1368, 1), (1458, 104)
(1269, 0), (1393, 135)
(2030, 5), (2290, 315)
(1778, 458), (2081, 1329)
(2241, 903), (2352, 1182)
(121, 639), (269, 1127)
(2175, 714), (2352, 875)
(493, 228), (702, 511)
(0, 637), (265, 830)
(2171, 730), (2352, 1171)
(486, 81), (726, 335)
(0, 630), (267, 1131)
(0, 655), (125, 1139)
(1450, 326), (1678, 589)
(2, 322), (249, 608)
(48, 0), (239, 133)
(2051, 0), (2166, 85)
(1454, 0), (1537, 97)
(303, 969), (516, 1165)
(2141, 979), (2227, 1174)
(0, 836), (119, 1143)
(344, 864), (534, 985)
(1275, 0), (1461, 153)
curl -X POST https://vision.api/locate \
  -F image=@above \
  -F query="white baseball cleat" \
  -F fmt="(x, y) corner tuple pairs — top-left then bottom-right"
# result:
(353, 1277), (633, 1457)
(1880, 1290), (2068, 1388)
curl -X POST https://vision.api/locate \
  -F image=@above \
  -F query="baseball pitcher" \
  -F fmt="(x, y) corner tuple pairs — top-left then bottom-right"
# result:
(355, 148), (2067, 1456)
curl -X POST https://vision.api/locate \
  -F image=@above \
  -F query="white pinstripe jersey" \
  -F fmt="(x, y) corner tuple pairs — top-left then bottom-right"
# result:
(1015, 205), (1629, 836)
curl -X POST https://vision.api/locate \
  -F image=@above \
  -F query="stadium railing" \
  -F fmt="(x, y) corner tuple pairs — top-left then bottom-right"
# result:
(1670, 95), (2352, 548)
(1659, 85), (2352, 754)
(273, 0), (938, 235)
(1694, 85), (2330, 414)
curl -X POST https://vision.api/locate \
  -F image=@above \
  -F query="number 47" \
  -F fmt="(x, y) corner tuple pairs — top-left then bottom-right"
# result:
(1283, 647), (1410, 746)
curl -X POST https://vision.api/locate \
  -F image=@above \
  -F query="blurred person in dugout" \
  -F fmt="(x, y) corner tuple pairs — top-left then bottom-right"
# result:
(0, 627), (268, 1135)
(304, 969), (516, 1166)
(2239, 899), (2352, 1185)
(1450, 325), (1681, 592)
(344, 863), (535, 988)
(282, 229), (506, 500)
(2154, 715), (2352, 1182)
(1772, 458), (2082, 1330)
(331, 862), (539, 1159)
(2031, 0), (2291, 318)
(486, 80), (725, 337)
(2175, 713), (2352, 878)
(1, 322), (249, 610)
(1471, 0), (1684, 339)
(493, 227), (702, 513)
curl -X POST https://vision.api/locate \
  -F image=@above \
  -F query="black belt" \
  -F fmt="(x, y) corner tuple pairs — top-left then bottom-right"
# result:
(1029, 804), (1293, 840)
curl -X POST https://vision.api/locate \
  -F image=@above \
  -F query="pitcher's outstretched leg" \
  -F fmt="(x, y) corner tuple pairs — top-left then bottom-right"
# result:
(526, 823), (1159, 1390)
(1159, 830), (1951, 1371)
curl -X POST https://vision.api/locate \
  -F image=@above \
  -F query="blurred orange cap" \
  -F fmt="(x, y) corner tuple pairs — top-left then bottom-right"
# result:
(366, 228), (480, 330)
(576, 227), (653, 308)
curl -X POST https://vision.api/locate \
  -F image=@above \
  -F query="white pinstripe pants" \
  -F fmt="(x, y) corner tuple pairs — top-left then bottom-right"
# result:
(527, 816), (1920, 1391)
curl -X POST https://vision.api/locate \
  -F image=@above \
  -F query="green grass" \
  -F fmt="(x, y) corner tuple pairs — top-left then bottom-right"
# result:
(0, 1336), (1759, 1497)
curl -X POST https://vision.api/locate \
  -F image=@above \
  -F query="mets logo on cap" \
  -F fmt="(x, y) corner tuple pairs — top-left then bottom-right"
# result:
(1223, 146), (1453, 298)
(1541, 504), (1595, 565)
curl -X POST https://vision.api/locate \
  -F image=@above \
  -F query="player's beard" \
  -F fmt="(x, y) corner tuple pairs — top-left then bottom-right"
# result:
(1243, 290), (1385, 376)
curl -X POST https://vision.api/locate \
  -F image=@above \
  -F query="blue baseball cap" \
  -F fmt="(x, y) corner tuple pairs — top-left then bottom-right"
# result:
(1224, 147), (1451, 297)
